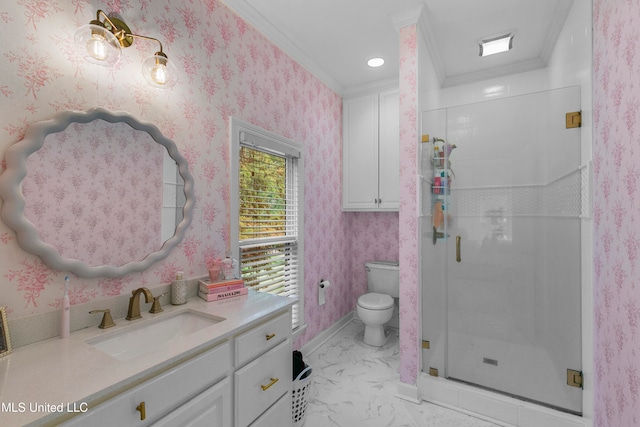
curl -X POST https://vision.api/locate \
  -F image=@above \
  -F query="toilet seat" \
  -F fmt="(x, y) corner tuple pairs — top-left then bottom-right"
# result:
(357, 293), (394, 310)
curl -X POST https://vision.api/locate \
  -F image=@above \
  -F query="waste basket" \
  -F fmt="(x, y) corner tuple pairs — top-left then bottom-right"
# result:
(292, 366), (312, 426)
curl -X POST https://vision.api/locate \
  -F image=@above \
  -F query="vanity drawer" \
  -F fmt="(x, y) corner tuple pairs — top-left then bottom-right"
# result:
(63, 342), (231, 426)
(249, 391), (292, 427)
(235, 311), (290, 366)
(234, 339), (292, 427)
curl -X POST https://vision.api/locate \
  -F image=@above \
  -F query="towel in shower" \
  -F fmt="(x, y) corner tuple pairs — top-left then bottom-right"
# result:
(433, 201), (444, 229)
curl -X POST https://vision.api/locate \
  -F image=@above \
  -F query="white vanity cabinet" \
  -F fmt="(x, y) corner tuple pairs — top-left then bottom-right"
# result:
(234, 311), (292, 427)
(342, 89), (400, 211)
(1, 292), (295, 427)
(58, 308), (293, 427)
(62, 342), (232, 427)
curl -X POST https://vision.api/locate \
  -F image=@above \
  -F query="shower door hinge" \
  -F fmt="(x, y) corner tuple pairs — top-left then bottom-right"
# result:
(422, 340), (430, 349)
(567, 369), (583, 389)
(566, 111), (582, 128)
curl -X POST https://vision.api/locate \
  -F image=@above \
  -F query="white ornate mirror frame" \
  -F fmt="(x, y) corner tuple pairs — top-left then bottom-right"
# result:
(0, 108), (195, 278)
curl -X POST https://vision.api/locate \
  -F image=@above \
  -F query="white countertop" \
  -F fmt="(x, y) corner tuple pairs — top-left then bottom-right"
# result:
(0, 290), (294, 427)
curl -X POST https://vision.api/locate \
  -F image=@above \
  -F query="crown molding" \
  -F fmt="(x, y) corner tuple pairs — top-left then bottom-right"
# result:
(343, 77), (399, 99)
(418, 9), (446, 88)
(221, 0), (345, 95)
(390, 4), (426, 31)
(539, 0), (575, 65)
(443, 57), (546, 88)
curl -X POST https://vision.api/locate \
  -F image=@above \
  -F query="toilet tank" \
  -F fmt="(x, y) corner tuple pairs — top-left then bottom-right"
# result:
(365, 261), (400, 297)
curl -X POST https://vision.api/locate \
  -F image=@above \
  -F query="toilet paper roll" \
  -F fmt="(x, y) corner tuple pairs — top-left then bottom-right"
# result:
(319, 279), (330, 306)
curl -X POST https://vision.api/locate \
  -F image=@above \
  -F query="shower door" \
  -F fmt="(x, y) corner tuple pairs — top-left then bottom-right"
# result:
(423, 86), (583, 414)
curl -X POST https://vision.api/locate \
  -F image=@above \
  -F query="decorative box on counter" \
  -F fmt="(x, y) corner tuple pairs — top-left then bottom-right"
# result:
(198, 278), (247, 302)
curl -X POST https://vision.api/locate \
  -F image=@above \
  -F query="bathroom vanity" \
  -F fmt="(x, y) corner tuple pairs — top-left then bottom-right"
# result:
(0, 290), (294, 427)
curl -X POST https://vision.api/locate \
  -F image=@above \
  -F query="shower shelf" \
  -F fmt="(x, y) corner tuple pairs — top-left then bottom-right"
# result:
(431, 151), (453, 244)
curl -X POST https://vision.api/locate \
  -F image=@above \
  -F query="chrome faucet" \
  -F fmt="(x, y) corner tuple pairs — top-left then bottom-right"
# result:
(126, 287), (154, 320)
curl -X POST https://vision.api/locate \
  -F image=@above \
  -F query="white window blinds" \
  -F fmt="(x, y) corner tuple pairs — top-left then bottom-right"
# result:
(238, 144), (301, 329)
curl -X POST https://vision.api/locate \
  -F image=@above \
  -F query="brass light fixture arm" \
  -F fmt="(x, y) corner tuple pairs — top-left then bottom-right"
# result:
(95, 9), (164, 54)
(128, 33), (165, 55)
(81, 9), (176, 87)
(96, 10), (124, 36)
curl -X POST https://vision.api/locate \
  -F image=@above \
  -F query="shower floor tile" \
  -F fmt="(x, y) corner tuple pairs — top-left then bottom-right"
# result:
(303, 320), (500, 427)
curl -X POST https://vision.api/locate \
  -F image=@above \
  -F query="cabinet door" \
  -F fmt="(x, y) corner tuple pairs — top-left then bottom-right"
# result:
(378, 89), (400, 210)
(153, 377), (232, 427)
(342, 94), (379, 210)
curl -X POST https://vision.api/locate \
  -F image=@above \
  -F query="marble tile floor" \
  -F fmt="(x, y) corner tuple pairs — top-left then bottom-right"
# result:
(302, 320), (500, 427)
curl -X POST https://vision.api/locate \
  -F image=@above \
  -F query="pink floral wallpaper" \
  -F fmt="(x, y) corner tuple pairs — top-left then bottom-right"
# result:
(398, 25), (419, 385)
(23, 120), (164, 267)
(593, 0), (640, 425)
(346, 212), (400, 303)
(7, 2), (636, 422)
(0, 0), (343, 337)
(0, 0), (399, 356)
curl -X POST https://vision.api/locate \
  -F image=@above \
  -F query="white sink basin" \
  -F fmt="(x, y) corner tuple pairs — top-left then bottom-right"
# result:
(87, 310), (225, 361)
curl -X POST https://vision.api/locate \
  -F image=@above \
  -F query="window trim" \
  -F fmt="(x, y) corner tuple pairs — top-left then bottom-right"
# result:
(230, 117), (305, 337)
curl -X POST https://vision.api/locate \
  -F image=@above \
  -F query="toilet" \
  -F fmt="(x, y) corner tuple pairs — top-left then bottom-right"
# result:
(356, 261), (400, 346)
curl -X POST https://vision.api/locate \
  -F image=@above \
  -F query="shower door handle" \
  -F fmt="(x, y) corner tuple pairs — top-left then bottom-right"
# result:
(456, 235), (461, 262)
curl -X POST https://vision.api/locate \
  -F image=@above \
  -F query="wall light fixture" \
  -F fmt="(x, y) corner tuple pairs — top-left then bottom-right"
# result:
(74, 10), (178, 88)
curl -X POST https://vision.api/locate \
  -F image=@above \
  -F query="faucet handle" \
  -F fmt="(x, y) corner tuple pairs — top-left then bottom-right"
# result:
(89, 309), (116, 329)
(149, 292), (169, 314)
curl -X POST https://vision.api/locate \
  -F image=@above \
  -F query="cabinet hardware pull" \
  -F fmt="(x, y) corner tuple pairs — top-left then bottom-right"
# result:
(265, 333), (276, 340)
(456, 235), (461, 263)
(261, 377), (279, 391)
(136, 401), (146, 421)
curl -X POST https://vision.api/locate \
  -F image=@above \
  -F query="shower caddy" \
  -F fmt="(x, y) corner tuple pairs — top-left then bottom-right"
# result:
(427, 136), (455, 244)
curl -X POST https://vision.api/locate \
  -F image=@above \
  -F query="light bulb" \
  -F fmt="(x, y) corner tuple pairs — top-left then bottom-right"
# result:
(150, 64), (168, 85)
(74, 23), (121, 67)
(86, 34), (109, 61)
(142, 53), (178, 88)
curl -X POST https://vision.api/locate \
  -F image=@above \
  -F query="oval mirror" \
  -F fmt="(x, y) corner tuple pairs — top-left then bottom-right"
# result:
(0, 108), (194, 278)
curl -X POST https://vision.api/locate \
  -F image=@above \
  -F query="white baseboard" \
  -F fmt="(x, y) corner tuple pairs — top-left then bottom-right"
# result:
(299, 311), (354, 356)
(396, 381), (421, 404)
(419, 374), (586, 427)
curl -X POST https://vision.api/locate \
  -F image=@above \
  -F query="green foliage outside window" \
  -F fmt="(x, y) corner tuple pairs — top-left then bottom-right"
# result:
(239, 147), (287, 240)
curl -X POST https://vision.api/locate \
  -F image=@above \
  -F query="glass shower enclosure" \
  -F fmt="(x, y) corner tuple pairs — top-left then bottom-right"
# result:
(420, 86), (584, 414)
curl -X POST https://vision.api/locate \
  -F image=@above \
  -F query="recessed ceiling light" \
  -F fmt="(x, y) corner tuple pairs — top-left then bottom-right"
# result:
(479, 33), (514, 57)
(367, 57), (385, 68)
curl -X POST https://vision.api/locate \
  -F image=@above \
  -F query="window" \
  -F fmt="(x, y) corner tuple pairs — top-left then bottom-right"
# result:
(230, 118), (304, 332)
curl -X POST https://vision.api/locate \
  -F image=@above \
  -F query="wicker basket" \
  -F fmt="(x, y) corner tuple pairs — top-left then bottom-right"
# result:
(292, 366), (312, 426)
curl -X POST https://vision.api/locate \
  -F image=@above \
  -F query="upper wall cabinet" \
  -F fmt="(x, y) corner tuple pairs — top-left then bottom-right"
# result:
(342, 89), (399, 211)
